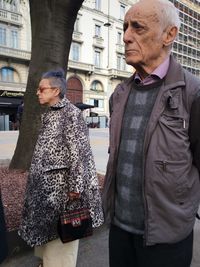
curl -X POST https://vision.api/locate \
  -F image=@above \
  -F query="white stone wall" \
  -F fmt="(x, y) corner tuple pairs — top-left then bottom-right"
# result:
(68, 0), (137, 117)
(19, 0), (31, 51)
(0, 0), (30, 89)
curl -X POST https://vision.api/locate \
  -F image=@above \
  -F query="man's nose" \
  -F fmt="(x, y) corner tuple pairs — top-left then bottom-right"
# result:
(123, 27), (133, 44)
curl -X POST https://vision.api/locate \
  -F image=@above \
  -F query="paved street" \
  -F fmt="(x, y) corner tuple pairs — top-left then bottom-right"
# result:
(0, 129), (200, 266)
(0, 129), (109, 173)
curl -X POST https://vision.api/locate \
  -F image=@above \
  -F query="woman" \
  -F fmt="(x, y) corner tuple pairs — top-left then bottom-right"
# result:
(18, 69), (104, 267)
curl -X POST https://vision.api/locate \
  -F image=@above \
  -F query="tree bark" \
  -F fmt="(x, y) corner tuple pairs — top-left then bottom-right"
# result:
(10, 0), (84, 170)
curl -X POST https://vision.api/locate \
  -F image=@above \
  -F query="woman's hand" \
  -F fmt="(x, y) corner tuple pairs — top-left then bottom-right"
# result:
(68, 192), (81, 201)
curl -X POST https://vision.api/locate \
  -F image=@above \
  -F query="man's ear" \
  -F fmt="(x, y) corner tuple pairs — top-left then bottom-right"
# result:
(163, 26), (178, 47)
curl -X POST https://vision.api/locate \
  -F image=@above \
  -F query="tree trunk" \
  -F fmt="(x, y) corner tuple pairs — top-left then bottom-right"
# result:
(10, 0), (84, 170)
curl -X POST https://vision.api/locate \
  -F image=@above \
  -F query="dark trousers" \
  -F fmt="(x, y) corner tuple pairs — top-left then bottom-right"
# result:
(109, 224), (193, 267)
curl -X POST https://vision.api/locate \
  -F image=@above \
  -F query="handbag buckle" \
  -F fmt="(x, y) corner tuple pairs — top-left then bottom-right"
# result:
(71, 218), (81, 227)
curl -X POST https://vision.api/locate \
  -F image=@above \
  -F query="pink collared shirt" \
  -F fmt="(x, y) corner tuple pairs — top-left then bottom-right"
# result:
(134, 57), (170, 85)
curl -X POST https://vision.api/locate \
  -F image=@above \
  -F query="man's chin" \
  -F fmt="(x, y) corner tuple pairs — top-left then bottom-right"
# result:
(125, 58), (139, 67)
(125, 56), (141, 67)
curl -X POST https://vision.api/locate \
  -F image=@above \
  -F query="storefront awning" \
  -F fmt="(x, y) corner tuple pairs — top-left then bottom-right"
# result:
(0, 97), (22, 108)
(75, 102), (95, 110)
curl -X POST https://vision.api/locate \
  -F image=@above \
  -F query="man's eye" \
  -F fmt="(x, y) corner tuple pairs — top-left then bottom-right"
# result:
(131, 22), (143, 30)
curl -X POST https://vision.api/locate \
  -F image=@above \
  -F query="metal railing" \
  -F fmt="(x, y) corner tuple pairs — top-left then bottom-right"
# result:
(0, 46), (31, 61)
(0, 9), (22, 25)
(68, 60), (94, 74)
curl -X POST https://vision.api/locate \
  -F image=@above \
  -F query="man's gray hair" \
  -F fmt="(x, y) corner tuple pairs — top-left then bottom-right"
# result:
(157, 0), (181, 31)
(41, 68), (67, 99)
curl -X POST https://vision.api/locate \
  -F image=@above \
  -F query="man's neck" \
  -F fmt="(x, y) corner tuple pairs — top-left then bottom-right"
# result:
(135, 53), (171, 80)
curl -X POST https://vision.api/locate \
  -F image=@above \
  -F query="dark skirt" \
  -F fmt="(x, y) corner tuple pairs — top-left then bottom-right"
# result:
(0, 192), (8, 263)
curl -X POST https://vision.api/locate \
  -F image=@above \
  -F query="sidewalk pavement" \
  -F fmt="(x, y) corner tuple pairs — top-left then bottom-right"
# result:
(2, 222), (200, 267)
(1, 225), (109, 267)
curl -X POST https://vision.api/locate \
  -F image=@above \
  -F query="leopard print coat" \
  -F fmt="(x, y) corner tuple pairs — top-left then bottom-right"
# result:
(18, 97), (104, 247)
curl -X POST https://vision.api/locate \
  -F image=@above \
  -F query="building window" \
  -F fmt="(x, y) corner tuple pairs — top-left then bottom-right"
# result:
(70, 42), (81, 61)
(94, 50), (101, 67)
(91, 80), (103, 92)
(95, 0), (101, 11)
(0, 0), (18, 12)
(98, 99), (104, 108)
(0, 0), (6, 9)
(11, 29), (18, 48)
(120, 4), (125, 20)
(0, 27), (6, 45)
(0, 67), (14, 82)
(117, 31), (122, 44)
(117, 54), (126, 71)
(10, 0), (18, 12)
(74, 17), (80, 32)
(89, 98), (104, 109)
(95, 24), (101, 37)
(0, 25), (19, 48)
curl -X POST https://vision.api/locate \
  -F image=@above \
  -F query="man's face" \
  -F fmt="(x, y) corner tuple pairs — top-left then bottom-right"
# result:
(37, 79), (59, 106)
(123, 2), (167, 71)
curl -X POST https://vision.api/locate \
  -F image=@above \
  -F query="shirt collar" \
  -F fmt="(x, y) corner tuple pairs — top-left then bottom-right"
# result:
(134, 57), (170, 85)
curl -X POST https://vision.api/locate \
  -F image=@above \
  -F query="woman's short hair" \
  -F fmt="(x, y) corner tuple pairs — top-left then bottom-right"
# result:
(41, 68), (67, 99)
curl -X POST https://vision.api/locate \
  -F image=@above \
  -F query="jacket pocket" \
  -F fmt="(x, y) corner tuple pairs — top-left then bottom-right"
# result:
(44, 165), (69, 172)
(153, 159), (197, 219)
(159, 114), (185, 129)
(154, 160), (189, 202)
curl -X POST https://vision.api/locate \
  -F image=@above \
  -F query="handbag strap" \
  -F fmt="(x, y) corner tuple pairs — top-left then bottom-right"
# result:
(63, 196), (85, 211)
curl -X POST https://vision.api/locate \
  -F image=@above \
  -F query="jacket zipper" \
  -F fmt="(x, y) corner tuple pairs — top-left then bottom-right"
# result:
(182, 119), (186, 129)
(142, 96), (167, 246)
(142, 154), (148, 246)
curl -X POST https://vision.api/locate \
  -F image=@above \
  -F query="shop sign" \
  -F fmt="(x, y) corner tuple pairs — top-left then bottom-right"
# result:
(0, 90), (24, 98)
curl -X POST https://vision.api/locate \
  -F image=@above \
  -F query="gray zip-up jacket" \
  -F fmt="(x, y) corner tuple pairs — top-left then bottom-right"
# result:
(102, 56), (200, 245)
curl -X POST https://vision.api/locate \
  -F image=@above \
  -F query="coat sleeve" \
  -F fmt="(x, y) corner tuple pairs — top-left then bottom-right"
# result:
(109, 93), (114, 117)
(189, 90), (200, 174)
(65, 110), (94, 193)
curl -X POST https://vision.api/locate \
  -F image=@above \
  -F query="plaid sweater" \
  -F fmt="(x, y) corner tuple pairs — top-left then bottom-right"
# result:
(114, 80), (162, 234)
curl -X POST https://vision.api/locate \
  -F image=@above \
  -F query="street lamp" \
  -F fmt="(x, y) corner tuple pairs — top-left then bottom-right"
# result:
(104, 0), (111, 68)
(104, 22), (111, 27)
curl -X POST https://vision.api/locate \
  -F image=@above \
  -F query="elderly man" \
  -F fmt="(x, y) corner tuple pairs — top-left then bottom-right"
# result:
(103, 0), (200, 266)
(18, 69), (104, 267)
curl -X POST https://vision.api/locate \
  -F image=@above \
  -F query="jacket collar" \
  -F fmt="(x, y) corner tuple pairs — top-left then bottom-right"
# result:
(116, 55), (185, 100)
(164, 55), (185, 89)
(50, 96), (69, 110)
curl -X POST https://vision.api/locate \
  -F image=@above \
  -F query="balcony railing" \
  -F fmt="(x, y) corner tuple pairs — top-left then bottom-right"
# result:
(0, 46), (31, 61)
(0, 82), (26, 93)
(108, 68), (132, 79)
(93, 36), (104, 48)
(0, 9), (22, 26)
(116, 43), (124, 54)
(72, 31), (83, 42)
(68, 60), (94, 74)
